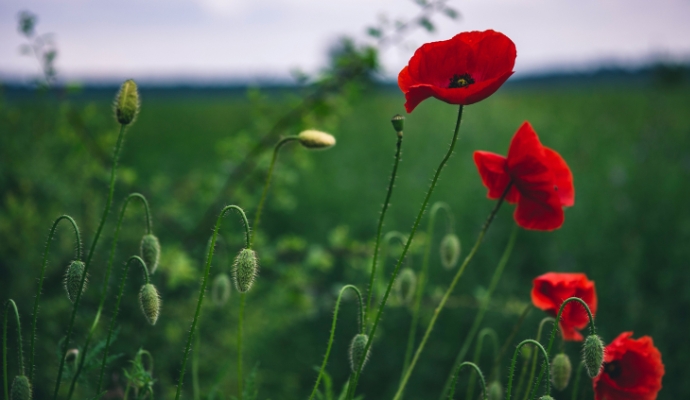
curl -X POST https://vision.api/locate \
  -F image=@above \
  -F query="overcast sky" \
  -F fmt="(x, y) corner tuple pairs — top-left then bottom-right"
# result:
(1, 0), (690, 83)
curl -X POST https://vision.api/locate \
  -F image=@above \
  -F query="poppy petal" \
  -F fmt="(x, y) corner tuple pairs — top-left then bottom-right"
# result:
(472, 31), (517, 81)
(506, 122), (548, 177)
(544, 147), (575, 207)
(407, 36), (475, 88)
(425, 72), (515, 106)
(514, 185), (564, 230)
(473, 151), (517, 202)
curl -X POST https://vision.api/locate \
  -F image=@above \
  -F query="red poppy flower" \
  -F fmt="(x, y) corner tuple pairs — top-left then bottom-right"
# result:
(398, 30), (516, 113)
(593, 332), (664, 400)
(473, 122), (574, 230)
(531, 272), (596, 341)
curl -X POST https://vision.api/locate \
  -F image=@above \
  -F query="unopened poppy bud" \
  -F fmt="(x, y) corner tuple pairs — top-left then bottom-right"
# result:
(140, 234), (161, 274)
(538, 396), (554, 400)
(211, 273), (232, 306)
(349, 333), (371, 373)
(551, 353), (572, 391)
(487, 380), (503, 400)
(395, 268), (416, 305)
(297, 129), (336, 149)
(11, 375), (32, 400)
(139, 283), (161, 325)
(391, 114), (404, 136)
(114, 79), (140, 125)
(233, 248), (259, 293)
(64, 260), (87, 303)
(440, 233), (461, 269)
(583, 335), (605, 378)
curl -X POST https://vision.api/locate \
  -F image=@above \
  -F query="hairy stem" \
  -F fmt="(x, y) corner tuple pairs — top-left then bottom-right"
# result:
(507, 340), (551, 400)
(466, 328), (499, 400)
(520, 318), (555, 400)
(571, 361), (585, 400)
(447, 362), (487, 400)
(4, 300), (25, 400)
(237, 293), (246, 400)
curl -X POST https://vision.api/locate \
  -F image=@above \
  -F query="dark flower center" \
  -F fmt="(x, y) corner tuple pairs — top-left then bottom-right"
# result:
(448, 73), (475, 88)
(604, 361), (622, 379)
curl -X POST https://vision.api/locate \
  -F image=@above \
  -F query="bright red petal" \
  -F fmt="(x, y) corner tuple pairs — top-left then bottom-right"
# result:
(473, 151), (516, 201)
(506, 122), (548, 177)
(514, 186), (564, 230)
(407, 36), (475, 88)
(472, 31), (517, 81)
(425, 71), (514, 106)
(544, 147), (575, 207)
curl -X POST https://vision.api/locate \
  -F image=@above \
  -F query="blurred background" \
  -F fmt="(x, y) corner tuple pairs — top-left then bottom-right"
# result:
(1, 0), (689, 399)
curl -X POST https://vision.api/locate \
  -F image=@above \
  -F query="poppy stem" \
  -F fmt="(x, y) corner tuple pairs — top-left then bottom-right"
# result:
(447, 362), (487, 400)
(571, 361), (585, 400)
(519, 317), (555, 400)
(465, 328), (499, 400)
(346, 105), (464, 400)
(3, 299), (25, 400)
(507, 339), (551, 400)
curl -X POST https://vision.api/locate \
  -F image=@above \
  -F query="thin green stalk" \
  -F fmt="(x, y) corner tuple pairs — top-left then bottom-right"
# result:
(530, 298), (596, 400)
(401, 202), (451, 381)
(308, 285), (363, 400)
(466, 328), (498, 400)
(29, 214), (81, 382)
(520, 318), (555, 400)
(94, 193), (151, 393)
(513, 346), (532, 400)
(252, 136), (299, 240)
(439, 224), (519, 399)
(4, 300), (25, 400)
(375, 232), (407, 302)
(347, 105), (464, 400)
(193, 328), (200, 400)
(175, 205), (250, 400)
(237, 293), (246, 400)
(392, 182), (512, 400)
(365, 133), (404, 326)
(506, 340), (550, 400)
(571, 361), (584, 400)
(491, 305), (532, 382)
(447, 362), (486, 400)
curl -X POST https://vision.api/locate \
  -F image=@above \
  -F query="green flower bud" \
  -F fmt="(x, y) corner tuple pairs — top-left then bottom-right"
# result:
(114, 79), (140, 125)
(487, 380), (503, 400)
(139, 283), (161, 325)
(538, 396), (554, 400)
(395, 268), (416, 306)
(439, 233), (461, 269)
(391, 114), (404, 136)
(233, 248), (259, 293)
(349, 333), (371, 373)
(64, 260), (87, 303)
(583, 335), (605, 378)
(211, 273), (232, 306)
(297, 129), (336, 149)
(551, 353), (572, 391)
(11, 375), (32, 400)
(140, 234), (161, 274)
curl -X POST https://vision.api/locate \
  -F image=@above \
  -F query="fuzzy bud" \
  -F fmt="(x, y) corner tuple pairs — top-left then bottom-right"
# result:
(11, 375), (32, 400)
(64, 260), (87, 303)
(439, 233), (461, 269)
(211, 273), (232, 306)
(391, 114), (404, 136)
(395, 268), (416, 306)
(114, 79), (140, 125)
(233, 248), (259, 293)
(551, 353), (572, 391)
(297, 129), (336, 149)
(140, 234), (161, 274)
(583, 335), (605, 378)
(349, 333), (371, 373)
(487, 380), (503, 400)
(139, 283), (161, 325)
(538, 397), (554, 400)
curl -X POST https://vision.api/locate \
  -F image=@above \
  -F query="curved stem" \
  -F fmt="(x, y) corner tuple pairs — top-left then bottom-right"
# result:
(520, 318), (555, 400)
(530, 297), (596, 400)
(251, 136), (299, 242)
(93, 193), (151, 393)
(571, 361), (584, 400)
(308, 285), (363, 400)
(391, 182), (512, 400)
(375, 232), (407, 302)
(4, 300), (25, 400)
(237, 293), (245, 400)
(54, 124), (127, 400)
(466, 328), (499, 400)
(347, 105), (465, 400)
(439, 224), (519, 399)
(448, 362), (486, 400)
(365, 133), (404, 327)
(174, 205), (249, 400)
(492, 304), (532, 381)
(506, 340), (550, 400)
(29, 214), (81, 381)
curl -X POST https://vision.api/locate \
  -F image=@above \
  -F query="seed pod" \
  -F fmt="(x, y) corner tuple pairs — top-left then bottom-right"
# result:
(11, 375), (32, 400)
(140, 234), (161, 274)
(583, 335), (605, 378)
(114, 79), (140, 125)
(439, 233), (461, 269)
(487, 380), (503, 400)
(232, 248), (259, 293)
(64, 260), (87, 303)
(391, 114), (404, 135)
(551, 353), (572, 391)
(297, 129), (336, 149)
(211, 273), (232, 306)
(139, 283), (161, 325)
(349, 333), (371, 373)
(395, 268), (416, 306)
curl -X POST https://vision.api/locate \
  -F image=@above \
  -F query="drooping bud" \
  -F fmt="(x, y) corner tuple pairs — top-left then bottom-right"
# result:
(395, 268), (416, 306)
(11, 375), (32, 400)
(211, 273), (232, 306)
(297, 129), (336, 149)
(391, 114), (404, 137)
(140, 234), (161, 274)
(64, 260), (87, 303)
(439, 233), (461, 269)
(232, 248), (259, 293)
(349, 333), (371, 373)
(139, 283), (161, 325)
(114, 79), (140, 125)
(487, 380), (503, 400)
(551, 353), (572, 391)
(583, 335), (605, 378)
